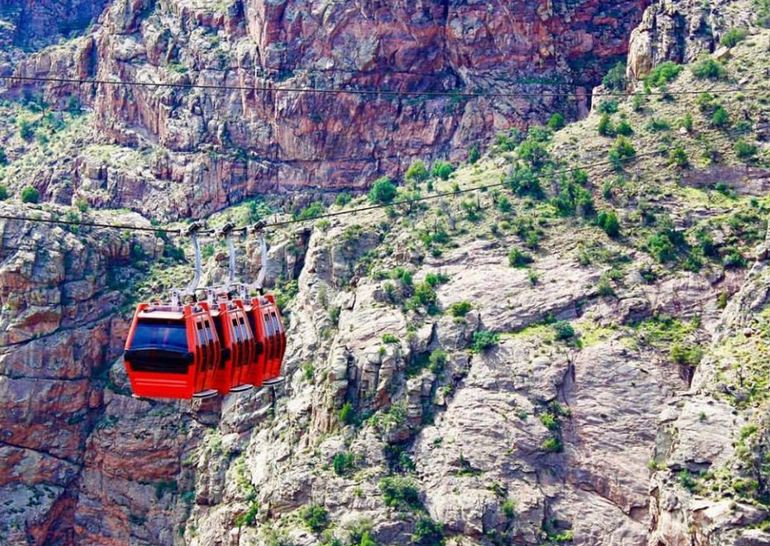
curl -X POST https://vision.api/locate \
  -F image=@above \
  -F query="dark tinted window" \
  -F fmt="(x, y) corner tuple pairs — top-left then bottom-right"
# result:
(131, 320), (188, 352)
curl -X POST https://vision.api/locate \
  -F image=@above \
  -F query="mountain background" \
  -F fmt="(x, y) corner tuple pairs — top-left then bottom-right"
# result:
(0, 0), (769, 545)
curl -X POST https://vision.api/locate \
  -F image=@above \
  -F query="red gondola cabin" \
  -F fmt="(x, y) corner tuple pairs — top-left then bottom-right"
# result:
(210, 300), (256, 395)
(124, 303), (221, 399)
(245, 294), (286, 385)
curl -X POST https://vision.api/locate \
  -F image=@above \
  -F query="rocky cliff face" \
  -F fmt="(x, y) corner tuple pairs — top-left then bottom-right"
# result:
(1, 0), (770, 545)
(1, 0), (649, 219)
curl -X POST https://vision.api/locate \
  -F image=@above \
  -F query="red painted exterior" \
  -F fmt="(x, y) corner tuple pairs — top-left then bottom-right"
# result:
(124, 302), (220, 399)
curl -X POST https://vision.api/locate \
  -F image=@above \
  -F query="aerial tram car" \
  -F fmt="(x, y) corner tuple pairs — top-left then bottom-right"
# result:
(123, 222), (286, 400)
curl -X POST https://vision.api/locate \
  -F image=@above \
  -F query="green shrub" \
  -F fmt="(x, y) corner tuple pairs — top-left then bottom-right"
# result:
(517, 138), (550, 169)
(18, 118), (34, 140)
(20, 186), (40, 204)
(598, 99), (619, 114)
(0, 184), (7, 201)
(369, 177), (397, 204)
(382, 333), (399, 344)
(669, 146), (689, 168)
(596, 210), (620, 238)
(609, 137), (636, 169)
(598, 114), (615, 137)
(696, 92), (716, 112)
(406, 161), (429, 183)
(602, 61), (627, 91)
(553, 321), (575, 341)
(496, 194), (512, 213)
(336, 192), (352, 207)
(721, 28), (748, 47)
(647, 233), (677, 262)
(504, 165), (544, 199)
(547, 113), (565, 131)
(449, 301), (472, 317)
(615, 119), (633, 136)
(432, 161), (454, 181)
(0, 148), (7, 166)
(691, 57), (727, 80)
(339, 402), (356, 425)
(540, 412), (559, 431)
(597, 275), (615, 297)
(711, 105), (730, 128)
(296, 201), (325, 220)
(508, 248), (533, 268)
(300, 504), (329, 533)
(332, 451), (356, 476)
(379, 476), (422, 510)
(571, 169), (589, 186)
(723, 249), (747, 268)
(735, 139), (758, 160)
(407, 282), (439, 314)
(501, 499), (517, 519)
(471, 330), (500, 353)
(670, 343), (703, 366)
(679, 113), (694, 132)
(235, 501), (260, 527)
(411, 517), (445, 546)
(646, 117), (671, 132)
(645, 61), (683, 87)
(495, 132), (518, 152)
(541, 437), (563, 453)
(428, 350), (447, 374)
(759, 0), (770, 27)
(678, 470), (697, 492)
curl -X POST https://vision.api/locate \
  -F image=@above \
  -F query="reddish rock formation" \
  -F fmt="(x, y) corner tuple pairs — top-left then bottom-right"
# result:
(5, 0), (649, 219)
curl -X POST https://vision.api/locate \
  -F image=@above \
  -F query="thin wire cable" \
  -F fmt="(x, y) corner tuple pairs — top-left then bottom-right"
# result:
(0, 212), (180, 234)
(0, 150), (661, 236)
(3, 74), (766, 99)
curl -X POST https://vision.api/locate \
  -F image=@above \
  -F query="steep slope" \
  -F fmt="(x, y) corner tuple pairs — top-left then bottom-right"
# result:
(0, 0), (649, 218)
(1, 0), (770, 545)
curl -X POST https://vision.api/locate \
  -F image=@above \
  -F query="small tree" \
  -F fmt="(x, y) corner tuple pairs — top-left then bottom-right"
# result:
(0, 148), (7, 166)
(339, 402), (356, 425)
(609, 137), (636, 170)
(0, 184), (7, 201)
(547, 113), (565, 131)
(432, 161), (454, 181)
(369, 177), (397, 204)
(20, 185), (40, 204)
(711, 106), (730, 128)
(596, 210), (620, 238)
(598, 114), (615, 137)
(602, 62), (627, 91)
(406, 160), (429, 183)
(553, 321), (575, 341)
